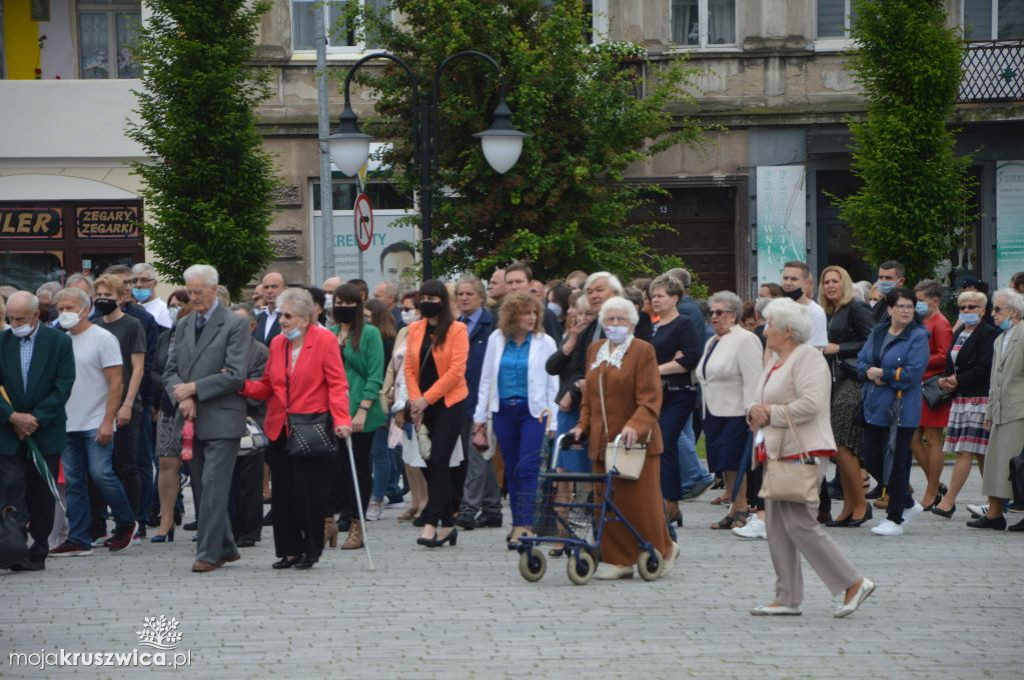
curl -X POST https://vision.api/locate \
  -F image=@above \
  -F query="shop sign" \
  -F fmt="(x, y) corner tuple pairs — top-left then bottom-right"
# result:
(76, 206), (141, 238)
(0, 207), (63, 239)
(756, 165), (806, 284)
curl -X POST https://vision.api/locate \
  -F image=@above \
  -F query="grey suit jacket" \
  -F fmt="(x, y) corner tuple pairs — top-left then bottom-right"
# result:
(163, 302), (249, 440)
(986, 322), (1024, 425)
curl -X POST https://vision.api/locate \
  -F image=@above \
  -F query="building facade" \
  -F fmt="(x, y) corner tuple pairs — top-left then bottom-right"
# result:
(2, 0), (1023, 295)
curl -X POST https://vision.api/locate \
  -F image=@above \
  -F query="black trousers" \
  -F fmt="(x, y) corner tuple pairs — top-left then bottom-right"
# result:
(862, 424), (916, 523)
(336, 431), (373, 518)
(0, 445), (59, 563)
(229, 450), (265, 542)
(420, 400), (465, 528)
(266, 437), (333, 560)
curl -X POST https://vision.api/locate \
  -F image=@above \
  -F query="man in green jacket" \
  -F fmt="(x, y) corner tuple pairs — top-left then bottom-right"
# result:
(0, 291), (75, 571)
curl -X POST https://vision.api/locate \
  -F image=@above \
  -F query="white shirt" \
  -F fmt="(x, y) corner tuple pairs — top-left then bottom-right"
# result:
(263, 308), (279, 340)
(65, 325), (123, 432)
(806, 300), (828, 349)
(474, 330), (559, 431)
(141, 295), (173, 328)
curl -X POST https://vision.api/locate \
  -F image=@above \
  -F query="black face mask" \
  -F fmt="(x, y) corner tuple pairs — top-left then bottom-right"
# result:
(782, 287), (803, 301)
(418, 301), (442, 319)
(332, 305), (358, 324)
(94, 298), (120, 316)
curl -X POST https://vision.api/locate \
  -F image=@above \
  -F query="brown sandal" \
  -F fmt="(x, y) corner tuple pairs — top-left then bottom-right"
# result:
(710, 512), (748, 530)
(710, 495), (729, 506)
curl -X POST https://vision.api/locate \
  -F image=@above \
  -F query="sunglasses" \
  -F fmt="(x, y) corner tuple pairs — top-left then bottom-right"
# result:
(709, 310), (732, 317)
(959, 304), (980, 311)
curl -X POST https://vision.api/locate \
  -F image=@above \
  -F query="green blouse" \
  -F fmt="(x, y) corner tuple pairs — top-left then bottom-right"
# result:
(340, 322), (387, 431)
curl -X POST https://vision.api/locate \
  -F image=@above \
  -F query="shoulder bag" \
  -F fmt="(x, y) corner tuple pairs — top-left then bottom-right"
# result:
(758, 406), (819, 504)
(239, 417), (269, 456)
(284, 344), (335, 458)
(922, 375), (953, 409)
(599, 368), (646, 480)
(0, 505), (29, 569)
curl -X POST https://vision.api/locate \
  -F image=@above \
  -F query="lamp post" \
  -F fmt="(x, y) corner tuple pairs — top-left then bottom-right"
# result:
(324, 51), (528, 280)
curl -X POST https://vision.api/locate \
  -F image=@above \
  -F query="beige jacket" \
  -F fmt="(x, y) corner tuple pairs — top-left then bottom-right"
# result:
(696, 324), (764, 418)
(986, 322), (1024, 425)
(753, 343), (836, 459)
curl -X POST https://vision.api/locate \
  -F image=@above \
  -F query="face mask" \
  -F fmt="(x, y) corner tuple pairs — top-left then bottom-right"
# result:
(94, 298), (119, 316)
(418, 301), (442, 319)
(401, 309), (419, 325)
(547, 302), (563, 317)
(782, 287), (803, 301)
(869, 300), (878, 308)
(958, 312), (979, 326)
(877, 280), (896, 295)
(1000, 318), (1013, 331)
(332, 306), (358, 324)
(915, 302), (929, 316)
(11, 322), (35, 338)
(603, 325), (630, 344)
(169, 307), (182, 321)
(132, 287), (152, 302)
(58, 311), (82, 330)
(324, 295), (333, 310)
(283, 327), (302, 341)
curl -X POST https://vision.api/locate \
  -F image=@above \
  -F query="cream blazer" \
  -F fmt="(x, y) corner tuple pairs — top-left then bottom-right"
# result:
(754, 343), (836, 459)
(696, 325), (763, 418)
(986, 322), (1024, 425)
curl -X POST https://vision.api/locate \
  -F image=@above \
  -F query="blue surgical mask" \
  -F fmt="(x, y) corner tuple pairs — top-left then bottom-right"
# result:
(603, 325), (630, 344)
(915, 302), (929, 316)
(877, 281), (896, 295)
(132, 287), (152, 302)
(1000, 318), (1013, 331)
(958, 312), (979, 326)
(283, 327), (301, 341)
(169, 306), (181, 321)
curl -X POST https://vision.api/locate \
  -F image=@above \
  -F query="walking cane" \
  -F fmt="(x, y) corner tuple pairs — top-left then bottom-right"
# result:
(344, 435), (375, 571)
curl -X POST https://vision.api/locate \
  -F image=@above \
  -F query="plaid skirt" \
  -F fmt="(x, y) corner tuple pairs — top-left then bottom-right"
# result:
(942, 397), (989, 456)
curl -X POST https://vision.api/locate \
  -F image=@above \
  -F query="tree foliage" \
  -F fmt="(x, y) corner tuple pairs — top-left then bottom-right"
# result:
(128, 0), (278, 297)
(836, 0), (974, 285)
(344, 0), (707, 280)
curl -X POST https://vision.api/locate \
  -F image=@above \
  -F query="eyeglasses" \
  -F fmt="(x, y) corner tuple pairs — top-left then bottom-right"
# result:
(709, 310), (732, 317)
(958, 304), (980, 311)
(993, 306), (1005, 314)
(129, 278), (155, 285)
(892, 304), (915, 312)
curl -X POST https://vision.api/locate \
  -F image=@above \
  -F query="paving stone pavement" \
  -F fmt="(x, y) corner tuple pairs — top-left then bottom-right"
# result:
(1, 464), (1022, 679)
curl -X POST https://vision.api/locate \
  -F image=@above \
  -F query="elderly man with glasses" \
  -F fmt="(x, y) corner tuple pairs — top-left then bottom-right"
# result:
(130, 263), (173, 329)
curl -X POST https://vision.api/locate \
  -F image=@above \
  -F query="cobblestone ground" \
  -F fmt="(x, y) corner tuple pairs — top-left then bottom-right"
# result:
(1, 464), (1021, 679)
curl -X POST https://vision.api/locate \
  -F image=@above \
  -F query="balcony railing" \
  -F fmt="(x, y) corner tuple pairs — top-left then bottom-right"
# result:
(958, 40), (1024, 103)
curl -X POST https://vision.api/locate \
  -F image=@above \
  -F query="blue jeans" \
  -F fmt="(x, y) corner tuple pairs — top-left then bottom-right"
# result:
(678, 411), (714, 496)
(370, 424), (403, 502)
(62, 429), (135, 547)
(492, 399), (545, 527)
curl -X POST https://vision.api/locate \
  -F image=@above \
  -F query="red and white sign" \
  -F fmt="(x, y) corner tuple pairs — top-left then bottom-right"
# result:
(353, 193), (374, 252)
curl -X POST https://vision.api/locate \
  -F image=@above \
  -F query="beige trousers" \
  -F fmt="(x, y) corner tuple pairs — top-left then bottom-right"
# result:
(764, 498), (860, 606)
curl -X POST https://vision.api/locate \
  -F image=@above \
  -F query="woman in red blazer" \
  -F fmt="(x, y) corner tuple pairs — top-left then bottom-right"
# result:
(242, 288), (352, 570)
(401, 279), (469, 547)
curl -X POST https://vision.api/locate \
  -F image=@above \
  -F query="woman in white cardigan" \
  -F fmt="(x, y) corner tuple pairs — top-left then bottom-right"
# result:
(747, 298), (874, 618)
(473, 292), (559, 546)
(696, 291), (764, 529)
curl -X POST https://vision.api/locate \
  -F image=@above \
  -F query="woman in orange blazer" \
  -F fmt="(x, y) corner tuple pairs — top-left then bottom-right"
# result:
(242, 288), (352, 570)
(401, 279), (469, 548)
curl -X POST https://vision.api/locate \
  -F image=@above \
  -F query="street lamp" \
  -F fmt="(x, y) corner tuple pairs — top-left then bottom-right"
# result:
(324, 50), (528, 280)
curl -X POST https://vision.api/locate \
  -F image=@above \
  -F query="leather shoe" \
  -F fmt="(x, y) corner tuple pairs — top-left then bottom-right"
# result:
(294, 555), (316, 570)
(966, 515), (1006, 530)
(474, 513), (502, 528)
(272, 556), (301, 569)
(749, 603), (802, 616)
(834, 578), (876, 618)
(183, 521), (198, 531)
(216, 552), (241, 567)
(455, 513), (477, 530)
(8, 559), (44, 572)
(191, 560), (216, 573)
(1007, 519), (1024, 532)
(236, 539), (256, 548)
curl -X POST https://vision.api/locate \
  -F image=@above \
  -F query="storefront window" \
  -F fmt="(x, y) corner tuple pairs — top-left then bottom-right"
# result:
(0, 252), (65, 292)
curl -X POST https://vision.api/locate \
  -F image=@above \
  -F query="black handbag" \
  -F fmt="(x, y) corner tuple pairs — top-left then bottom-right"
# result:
(0, 505), (29, 569)
(1009, 448), (1024, 507)
(284, 345), (335, 458)
(922, 376), (953, 409)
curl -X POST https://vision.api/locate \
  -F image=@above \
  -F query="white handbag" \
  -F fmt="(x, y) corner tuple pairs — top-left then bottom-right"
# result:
(599, 371), (647, 480)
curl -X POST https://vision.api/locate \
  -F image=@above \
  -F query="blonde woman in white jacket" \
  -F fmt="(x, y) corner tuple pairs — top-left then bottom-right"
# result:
(473, 292), (559, 547)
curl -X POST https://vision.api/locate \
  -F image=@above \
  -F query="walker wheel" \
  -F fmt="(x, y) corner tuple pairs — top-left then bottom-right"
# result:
(566, 550), (596, 585)
(518, 548), (547, 582)
(636, 548), (663, 581)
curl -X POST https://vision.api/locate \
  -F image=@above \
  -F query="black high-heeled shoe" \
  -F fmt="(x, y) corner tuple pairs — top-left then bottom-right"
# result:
(272, 556), (301, 569)
(433, 527), (458, 547)
(417, 534), (438, 547)
(846, 507), (873, 527)
(667, 511), (683, 527)
(825, 515), (852, 528)
(294, 555), (316, 570)
(150, 528), (175, 543)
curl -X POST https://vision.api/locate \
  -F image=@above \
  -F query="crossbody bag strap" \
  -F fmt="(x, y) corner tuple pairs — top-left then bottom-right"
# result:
(598, 367), (609, 444)
(781, 405), (810, 464)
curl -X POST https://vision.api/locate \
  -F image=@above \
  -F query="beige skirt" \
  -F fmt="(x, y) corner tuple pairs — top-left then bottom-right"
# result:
(981, 418), (1024, 499)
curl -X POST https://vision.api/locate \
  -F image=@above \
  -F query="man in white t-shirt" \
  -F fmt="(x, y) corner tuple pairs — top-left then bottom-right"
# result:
(131, 262), (173, 328)
(48, 287), (138, 557)
(781, 261), (828, 349)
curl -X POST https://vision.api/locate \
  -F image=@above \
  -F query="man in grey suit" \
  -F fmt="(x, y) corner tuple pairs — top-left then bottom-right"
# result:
(164, 264), (249, 573)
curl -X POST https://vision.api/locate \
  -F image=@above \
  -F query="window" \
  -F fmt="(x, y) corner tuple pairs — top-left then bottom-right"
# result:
(963, 0), (1024, 41)
(77, 1), (142, 79)
(292, 0), (390, 52)
(585, 0), (610, 44)
(671, 0), (736, 48)
(816, 0), (853, 39)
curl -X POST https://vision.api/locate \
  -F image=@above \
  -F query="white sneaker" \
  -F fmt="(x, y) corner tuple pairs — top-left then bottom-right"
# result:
(659, 542), (680, 577)
(967, 503), (989, 517)
(902, 501), (924, 524)
(365, 501), (384, 521)
(870, 519), (904, 536)
(595, 563), (634, 580)
(733, 515), (766, 539)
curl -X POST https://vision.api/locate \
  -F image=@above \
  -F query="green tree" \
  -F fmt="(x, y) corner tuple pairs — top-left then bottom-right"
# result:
(344, 0), (707, 280)
(836, 0), (974, 284)
(128, 0), (278, 297)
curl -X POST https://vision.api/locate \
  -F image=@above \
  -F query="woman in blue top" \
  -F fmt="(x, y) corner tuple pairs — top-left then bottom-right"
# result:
(856, 287), (929, 537)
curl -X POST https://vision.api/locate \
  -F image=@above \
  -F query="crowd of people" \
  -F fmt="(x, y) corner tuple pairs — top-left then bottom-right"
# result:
(3, 257), (1024, 616)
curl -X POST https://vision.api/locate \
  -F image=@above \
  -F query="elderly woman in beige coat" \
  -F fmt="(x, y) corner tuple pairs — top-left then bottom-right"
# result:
(747, 298), (874, 618)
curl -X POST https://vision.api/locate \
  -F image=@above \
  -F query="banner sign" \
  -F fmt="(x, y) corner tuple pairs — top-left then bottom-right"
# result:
(996, 161), (1024, 288)
(756, 166), (806, 284)
(0, 207), (62, 239)
(75, 206), (141, 238)
(314, 212), (418, 293)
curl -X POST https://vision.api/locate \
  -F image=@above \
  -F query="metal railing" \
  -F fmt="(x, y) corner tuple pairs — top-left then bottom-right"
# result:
(958, 40), (1024, 103)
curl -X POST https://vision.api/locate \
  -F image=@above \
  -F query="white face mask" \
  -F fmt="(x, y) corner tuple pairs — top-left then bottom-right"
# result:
(547, 302), (563, 317)
(169, 306), (181, 321)
(58, 311), (82, 330)
(11, 322), (35, 338)
(401, 309), (419, 325)
(603, 325), (630, 344)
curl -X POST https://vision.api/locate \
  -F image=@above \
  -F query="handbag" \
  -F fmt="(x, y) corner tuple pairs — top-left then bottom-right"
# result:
(1009, 447), (1024, 507)
(598, 369), (646, 480)
(922, 376), (953, 409)
(284, 345), (335, 458)
(475, 359), (498, 460)
(758, 407), (820, 504)
(0, 505), (29, 569)
(239, 416), (269, 455)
